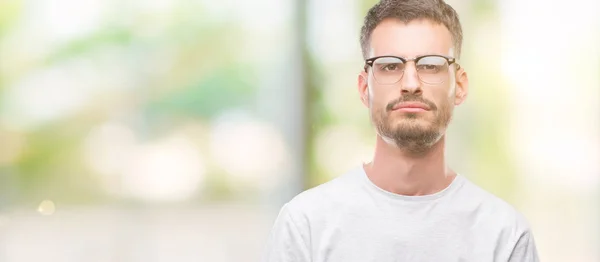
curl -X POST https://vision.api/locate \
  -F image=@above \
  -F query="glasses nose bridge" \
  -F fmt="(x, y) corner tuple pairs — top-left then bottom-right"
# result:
(402, 58), (420, 77)
(392, 58), (418, 90)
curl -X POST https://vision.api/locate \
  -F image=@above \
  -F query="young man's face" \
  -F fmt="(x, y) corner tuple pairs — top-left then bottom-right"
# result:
(358, 18), (469, 152)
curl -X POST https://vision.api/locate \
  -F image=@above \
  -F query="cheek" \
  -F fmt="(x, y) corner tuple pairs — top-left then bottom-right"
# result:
(368, 84), (395, 105)
(428, 86), (454, 106)
(367, 75), (391, 98)
(437, 94), (455, 114)
(370, 93), (394, 114)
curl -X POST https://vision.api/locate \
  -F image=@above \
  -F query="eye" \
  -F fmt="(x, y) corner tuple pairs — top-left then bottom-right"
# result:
(381, 63), (400, 71)
(373, 57), (404, 73)
(416, 56), (448, 74)
(417, 64), (440, 73)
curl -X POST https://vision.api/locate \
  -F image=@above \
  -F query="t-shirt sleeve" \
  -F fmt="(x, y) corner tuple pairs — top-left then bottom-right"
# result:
(262, 203), (311, 262)
(507, 230), (540, 262)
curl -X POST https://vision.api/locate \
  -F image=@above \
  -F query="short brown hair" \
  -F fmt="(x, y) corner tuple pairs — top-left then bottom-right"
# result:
(360, 0), (463, 59)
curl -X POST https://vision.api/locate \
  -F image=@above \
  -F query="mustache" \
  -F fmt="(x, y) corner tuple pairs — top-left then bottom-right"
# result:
(386, 94), (438, 112)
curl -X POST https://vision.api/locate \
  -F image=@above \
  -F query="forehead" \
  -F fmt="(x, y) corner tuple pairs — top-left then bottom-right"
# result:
(369, 18), (454, 58)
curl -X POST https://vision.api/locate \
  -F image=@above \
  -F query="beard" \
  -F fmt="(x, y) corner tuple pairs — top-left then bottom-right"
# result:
(371, 94), (453, 155)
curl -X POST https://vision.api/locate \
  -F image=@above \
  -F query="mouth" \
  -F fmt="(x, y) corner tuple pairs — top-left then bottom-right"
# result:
(391, 102), (431, 112)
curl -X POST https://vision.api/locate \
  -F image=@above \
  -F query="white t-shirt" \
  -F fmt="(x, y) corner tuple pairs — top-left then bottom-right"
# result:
(263, 166), (539, 262)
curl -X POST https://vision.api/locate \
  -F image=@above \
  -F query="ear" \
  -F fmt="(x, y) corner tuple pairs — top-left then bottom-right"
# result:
(454, 66), (469, 106)
(358, 71), (370, 107)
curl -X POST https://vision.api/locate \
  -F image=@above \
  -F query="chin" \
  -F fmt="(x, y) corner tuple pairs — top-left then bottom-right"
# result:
(393, 116), (431, 125)
(392, 121), (428, 131)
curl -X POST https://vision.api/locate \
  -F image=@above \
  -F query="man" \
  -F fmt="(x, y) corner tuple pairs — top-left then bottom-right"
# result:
(263, 0), (539, 261)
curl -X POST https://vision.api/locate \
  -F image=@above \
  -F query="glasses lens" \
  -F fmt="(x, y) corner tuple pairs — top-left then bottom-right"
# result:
(416, 56), (450, 84)
(373, 57), (405, 84)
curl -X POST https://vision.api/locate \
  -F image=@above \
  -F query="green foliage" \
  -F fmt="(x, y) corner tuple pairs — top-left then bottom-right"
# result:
(44, 28), (134, 65)
(147, 65), (257, 119)
(13, 119), (104, 204)
(0, 0), (21, 37)
(0, 1), (256, 204)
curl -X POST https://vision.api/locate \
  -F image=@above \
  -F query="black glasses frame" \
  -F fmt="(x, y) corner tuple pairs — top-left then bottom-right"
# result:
(364, 55), (460, 72)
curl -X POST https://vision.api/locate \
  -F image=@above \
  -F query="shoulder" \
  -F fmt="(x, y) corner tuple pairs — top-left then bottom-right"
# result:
(458, 177), (533, 242)
(283, 166), (364, 219)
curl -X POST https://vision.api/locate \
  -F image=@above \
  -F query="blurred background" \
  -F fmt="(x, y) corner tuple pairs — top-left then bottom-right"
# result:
(0, 0), (598, 261)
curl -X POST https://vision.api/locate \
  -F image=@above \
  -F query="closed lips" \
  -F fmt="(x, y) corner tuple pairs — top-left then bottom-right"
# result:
(392, 102), (430, 110)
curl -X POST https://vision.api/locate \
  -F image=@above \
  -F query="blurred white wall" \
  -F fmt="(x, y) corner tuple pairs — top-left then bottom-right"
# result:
(500, 0), (600, 261)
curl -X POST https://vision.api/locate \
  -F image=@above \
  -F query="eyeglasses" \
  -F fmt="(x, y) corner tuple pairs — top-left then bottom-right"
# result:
(364, 55), (459, 85)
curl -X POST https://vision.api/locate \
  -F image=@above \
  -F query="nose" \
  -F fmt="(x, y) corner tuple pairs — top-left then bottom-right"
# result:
(400, 62), (422, 95)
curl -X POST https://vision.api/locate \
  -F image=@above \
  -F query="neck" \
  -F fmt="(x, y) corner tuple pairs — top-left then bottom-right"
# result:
(364, 135), (456, 196)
